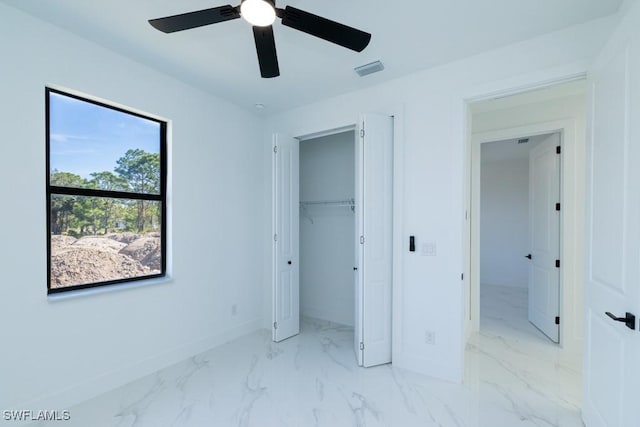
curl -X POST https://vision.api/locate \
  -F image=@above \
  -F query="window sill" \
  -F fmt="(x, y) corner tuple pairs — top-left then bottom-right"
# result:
(47, 276), (173, 302)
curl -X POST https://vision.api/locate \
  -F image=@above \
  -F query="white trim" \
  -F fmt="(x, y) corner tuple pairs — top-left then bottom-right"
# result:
(284, 119), (360, 145)
(473, 120), (571, 144)
(462, 101), (473, 342)
(47, 276), (173, 302)
(391, 107), (406, 367)
(464, 73), (587, 104)
(297, 125), (356, 141)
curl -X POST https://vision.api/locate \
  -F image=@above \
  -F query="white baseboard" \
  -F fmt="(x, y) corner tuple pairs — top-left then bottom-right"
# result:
(301, 305), (354, 327)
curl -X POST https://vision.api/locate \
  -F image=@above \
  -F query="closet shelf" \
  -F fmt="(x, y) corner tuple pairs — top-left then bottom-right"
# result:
(300, 199), (355, 224)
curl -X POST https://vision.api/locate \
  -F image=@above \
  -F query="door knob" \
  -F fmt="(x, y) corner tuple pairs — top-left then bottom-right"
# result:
(287, 260), (292, 265)
(525, 254), (532, 259)
(605, 311), (636, 330)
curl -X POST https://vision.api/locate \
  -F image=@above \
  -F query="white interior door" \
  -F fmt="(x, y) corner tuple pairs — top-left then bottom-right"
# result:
(354, 128), (364, 366)
(583, 6), (640, 425)
(527, 133), (561, 343)
(356, 114), (393, 367)
(272, 134), (300, 342)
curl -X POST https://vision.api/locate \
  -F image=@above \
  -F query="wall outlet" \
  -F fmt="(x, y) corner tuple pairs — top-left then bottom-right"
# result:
(231, 304), (238, 316)
(425, 330), (436, 345)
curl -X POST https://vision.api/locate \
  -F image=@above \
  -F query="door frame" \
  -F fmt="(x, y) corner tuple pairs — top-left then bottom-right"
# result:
(270, 108), (404, 363)
(466, 113), (584, 360)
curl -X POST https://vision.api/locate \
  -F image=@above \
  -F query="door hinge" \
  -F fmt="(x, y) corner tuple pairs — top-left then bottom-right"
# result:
(360, 235), (365, 244)
(274, 233), (278, 242)
(555, 259), (561, 268)
(273, 145), (278, 153)
(556, 146), (561, 154)
(273, 322), (278, 329)
(555, 203), (561, 211)
(359, 342), (364, 350)
(461, 273), (464, 280)
(360, 128), (365, 138)
(555, 316), (560, 325)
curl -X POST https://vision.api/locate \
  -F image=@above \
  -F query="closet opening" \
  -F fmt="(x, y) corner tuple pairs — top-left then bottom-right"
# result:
(299, 130), (357, 330)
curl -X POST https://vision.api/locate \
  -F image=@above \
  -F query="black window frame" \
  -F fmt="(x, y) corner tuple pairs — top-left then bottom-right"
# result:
(46, 87), (167, 294)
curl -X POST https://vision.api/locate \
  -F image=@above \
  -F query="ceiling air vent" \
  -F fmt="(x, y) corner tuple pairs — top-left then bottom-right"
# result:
(517, 138), (530, 144)
(354, 60), (384, 77)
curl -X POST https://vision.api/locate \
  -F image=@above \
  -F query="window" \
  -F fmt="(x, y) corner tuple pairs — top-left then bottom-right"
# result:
(46, 88), (167, 294)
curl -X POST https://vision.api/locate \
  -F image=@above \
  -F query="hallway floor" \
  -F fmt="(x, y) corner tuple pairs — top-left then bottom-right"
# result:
(29, 287), (582, 426)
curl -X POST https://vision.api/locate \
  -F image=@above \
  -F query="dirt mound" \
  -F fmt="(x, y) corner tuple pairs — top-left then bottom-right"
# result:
(119, 236), (161, 270)
(50, 246), (151, 289)
(51, 235), (77, 251)
(141, 250), (161, 271)
(72, 236), (127, 253)
(49, 233), (162, 289)
(105, 233), (141, 244)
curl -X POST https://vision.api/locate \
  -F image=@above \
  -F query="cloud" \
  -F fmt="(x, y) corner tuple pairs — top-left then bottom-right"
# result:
(50, 133), (68, 142)
(50, 133), (106, 144)
(51, 149), (97, 155)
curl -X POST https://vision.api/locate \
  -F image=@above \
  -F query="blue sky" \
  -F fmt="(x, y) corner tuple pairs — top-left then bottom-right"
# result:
(49, 92), (160, 179)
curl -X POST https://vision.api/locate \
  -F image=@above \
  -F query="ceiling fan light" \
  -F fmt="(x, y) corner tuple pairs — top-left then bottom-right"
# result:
(240, 0), (276, 27)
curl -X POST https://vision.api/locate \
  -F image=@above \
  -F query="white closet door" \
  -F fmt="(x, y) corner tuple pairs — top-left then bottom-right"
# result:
(527, 133), (560, 343)
(356, 114), (393, 367)
(355, 127), (364, 366)
(583, 4), (640, 425)
(272, 134), (300, 342)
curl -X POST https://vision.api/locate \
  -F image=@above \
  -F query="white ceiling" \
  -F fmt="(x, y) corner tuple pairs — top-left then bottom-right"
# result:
(481, 134), (552, 163)
(1, 0), (623, 113)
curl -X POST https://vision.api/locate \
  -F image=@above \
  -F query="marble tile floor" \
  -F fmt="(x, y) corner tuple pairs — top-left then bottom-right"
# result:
(28, 286), (583, 426)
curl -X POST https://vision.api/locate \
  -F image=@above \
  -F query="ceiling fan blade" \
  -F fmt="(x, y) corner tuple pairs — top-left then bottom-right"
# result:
(278, 6), (371, 52)
(253, 26), (280, 78)
(149, 5), (240, 33)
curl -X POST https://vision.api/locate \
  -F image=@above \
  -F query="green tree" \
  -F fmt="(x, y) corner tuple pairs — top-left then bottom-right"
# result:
(50, 170), (87, 188)
(50, 170), (87, 234)
(89, 171), (129, 233)
(114, 149), (160, 232)
(90, 171), (128, 192)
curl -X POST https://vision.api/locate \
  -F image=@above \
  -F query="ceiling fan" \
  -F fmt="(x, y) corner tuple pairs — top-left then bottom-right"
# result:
(149, 0), (372, 78)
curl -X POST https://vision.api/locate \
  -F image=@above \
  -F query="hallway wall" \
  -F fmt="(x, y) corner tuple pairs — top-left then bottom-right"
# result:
(480, 153), (529, 288)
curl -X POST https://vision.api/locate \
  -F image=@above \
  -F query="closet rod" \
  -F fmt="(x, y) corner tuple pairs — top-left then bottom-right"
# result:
(299, 199), (355, 207)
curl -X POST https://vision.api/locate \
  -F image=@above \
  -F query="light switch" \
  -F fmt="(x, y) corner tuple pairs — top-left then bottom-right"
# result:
(422, 242), (436, 256)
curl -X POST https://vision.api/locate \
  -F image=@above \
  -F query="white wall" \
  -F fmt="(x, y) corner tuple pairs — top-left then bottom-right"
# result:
(0, 4), (265, 410)
(299, 132), (355, 326)
(480, 154), (529, 288)
(472, 95), (586, 366)
(264, 16), (614, 382)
